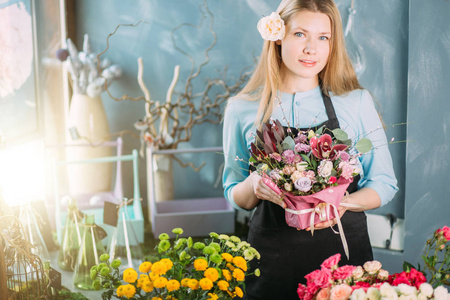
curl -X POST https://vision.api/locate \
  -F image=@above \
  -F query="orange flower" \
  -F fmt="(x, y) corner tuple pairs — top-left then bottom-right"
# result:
(123, 268), (138, 283)
(187, 279), (199, 290)
(221, 253), (233, 262)
(234, 286), (244, 298)
(181, 278), (190, 287)
(226, 263), (235, 271)
(160, 258), (174, 271)
(233, 268), (245, 281)
(139, 261), (152, 273)
(233, 256), (248, 271)
(166, 279), (180, 292)
(153, 276), (168, 289)
(204, 268), (219, 282)
(151, 261), (168, 276)
(199, 278), (214, 290)
(194, 258), (208, 271)
(222, 269), (232, 281)
(142, 279), (154, 293)
(217, 280), (229, 291)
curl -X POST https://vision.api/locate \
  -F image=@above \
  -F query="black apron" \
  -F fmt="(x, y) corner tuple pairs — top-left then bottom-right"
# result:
(244, 91), (373, 300)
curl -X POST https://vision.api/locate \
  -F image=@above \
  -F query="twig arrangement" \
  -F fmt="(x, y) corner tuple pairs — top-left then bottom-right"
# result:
(97, 0), (251, 153)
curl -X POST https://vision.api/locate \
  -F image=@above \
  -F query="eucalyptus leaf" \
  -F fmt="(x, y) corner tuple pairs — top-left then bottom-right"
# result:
(341, 139), (353, 146)
(281, 136), (296, 151)
(332, 128), (348, 141)
(301, 154), (311, 165)
(315, 126), (324, 135)
(355, 138), (373, 153)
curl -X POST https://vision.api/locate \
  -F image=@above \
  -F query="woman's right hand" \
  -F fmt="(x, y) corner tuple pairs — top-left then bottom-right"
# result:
(249, 172), (286, 208)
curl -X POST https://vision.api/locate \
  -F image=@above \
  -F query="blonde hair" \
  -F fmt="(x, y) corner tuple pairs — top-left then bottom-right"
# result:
(234, 0), (362, 127)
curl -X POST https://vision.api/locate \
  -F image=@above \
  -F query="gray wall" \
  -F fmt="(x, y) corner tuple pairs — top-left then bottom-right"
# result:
(71, 0), (449, 271)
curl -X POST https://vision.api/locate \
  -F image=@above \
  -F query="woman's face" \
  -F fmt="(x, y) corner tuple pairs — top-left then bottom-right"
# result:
(277, 10), (331, 88)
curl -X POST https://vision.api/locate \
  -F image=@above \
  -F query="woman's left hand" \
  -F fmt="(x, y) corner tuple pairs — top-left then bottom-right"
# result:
(305, 198), (349, 231)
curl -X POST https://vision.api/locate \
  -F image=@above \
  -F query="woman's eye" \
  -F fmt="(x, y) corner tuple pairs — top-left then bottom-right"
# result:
(294, 32), (305, 37)
(319, 36), (329, 41)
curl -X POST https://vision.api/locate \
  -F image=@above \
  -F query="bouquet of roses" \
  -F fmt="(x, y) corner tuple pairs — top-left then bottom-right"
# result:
(249, 120), (372, 232)
(297, 253), (449, 300)
(90, 228), (260, 300)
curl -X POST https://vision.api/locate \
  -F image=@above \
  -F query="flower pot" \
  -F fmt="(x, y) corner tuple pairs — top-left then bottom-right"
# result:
(66, 93), (113, 195)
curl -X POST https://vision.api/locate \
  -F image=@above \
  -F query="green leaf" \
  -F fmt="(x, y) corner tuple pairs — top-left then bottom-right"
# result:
(403, 261), (416, 272)
(341, 139), (353, 146)
(301, 154), (311, 165)
(355, 138), (373, 153)
(332, 128), (348, 141)
(281, 136), (296, 151)
(249, 156), (256, 163)
(315, 126), (324, 135)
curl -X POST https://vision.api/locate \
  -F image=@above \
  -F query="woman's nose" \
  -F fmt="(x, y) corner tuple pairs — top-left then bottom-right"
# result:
(303, 41), (316, 55)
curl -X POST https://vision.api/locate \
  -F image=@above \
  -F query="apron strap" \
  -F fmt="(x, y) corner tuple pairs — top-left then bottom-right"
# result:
(321, 90), (340, 129)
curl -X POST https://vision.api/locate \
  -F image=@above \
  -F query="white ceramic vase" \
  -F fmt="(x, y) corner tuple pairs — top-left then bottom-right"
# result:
(66, 93), (113, 195)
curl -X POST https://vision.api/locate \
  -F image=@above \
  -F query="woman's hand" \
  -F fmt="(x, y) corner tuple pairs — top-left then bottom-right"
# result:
(250, 172), (286, 208)
(305, 195), (349, 231)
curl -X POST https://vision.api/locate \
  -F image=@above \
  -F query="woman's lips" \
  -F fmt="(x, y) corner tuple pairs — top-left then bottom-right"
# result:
(299, 59), (317, 67)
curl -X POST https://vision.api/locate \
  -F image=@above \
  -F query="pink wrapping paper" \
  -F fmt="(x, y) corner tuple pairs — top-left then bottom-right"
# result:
(262, 175), (353, 230)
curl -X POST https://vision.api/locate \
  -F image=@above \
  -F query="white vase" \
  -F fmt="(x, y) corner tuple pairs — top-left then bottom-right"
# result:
(66, 93), (113, 196)
(146, 145), (174, 205)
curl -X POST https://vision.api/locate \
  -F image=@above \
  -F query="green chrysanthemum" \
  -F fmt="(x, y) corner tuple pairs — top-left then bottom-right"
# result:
(159, 233), (170, 240)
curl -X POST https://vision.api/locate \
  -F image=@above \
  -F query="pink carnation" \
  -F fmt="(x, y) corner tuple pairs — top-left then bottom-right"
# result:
(333, 265), (356, 280)
(339, 162), (353, 180)
(313, 268), (333, 289)
(321, 254), (341, 270)
(282, 150), (295, 164)
(269, 153), (282, 162)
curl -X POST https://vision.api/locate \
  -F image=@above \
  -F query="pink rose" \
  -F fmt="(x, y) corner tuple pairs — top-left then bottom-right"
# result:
(436, 226), (450, 241)
(333, 265), (356, 280)
(321, 254), (341, 270)
(315, 268), (332, 288)
(329, 284), (352, 300)
(329, 176), (337, 184)
(282, 165), (296, 175)
(316, 287), (331, 300)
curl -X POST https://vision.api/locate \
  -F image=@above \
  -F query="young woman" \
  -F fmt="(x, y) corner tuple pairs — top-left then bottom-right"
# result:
(222, 0), (398, 299)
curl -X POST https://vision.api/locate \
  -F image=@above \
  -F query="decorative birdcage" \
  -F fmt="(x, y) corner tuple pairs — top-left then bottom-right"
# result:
(0, 215), (49, 300)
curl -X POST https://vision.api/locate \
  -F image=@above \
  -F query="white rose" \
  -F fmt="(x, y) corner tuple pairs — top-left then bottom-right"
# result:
(434, 286), (449, 300)
(318, 160), (333, 177)
(363, 260), (382, 275)
(397, 284), (418, 296)
(380, 283), (398, 300)
(257, 12), (286, 41)
(353, 266), (364, 279)
(417, 293), (428, 300)
(367, 287), (381, 300)
(419, 283), (433, 298)
(350, 289), (366, 300)
(378, 269), (390, 281)
(398, 295), (417, 300)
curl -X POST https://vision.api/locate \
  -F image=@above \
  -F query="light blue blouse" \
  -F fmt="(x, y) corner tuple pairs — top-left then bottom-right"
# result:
(222, 86), (398, 211)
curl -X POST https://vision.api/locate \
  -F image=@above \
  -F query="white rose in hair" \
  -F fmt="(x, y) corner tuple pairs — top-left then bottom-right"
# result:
(257, 12), (286, 41)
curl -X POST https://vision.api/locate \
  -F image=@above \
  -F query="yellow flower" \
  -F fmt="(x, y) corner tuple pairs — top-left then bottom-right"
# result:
(123, 284), (136, 299)
(140, 274), (149, 280)
(204, 267), (219, 282)
(217, 280), (229, 291)
(221, 253), (233, 262)
(116, 285), (125, 297)
(181, 278), (190, 287)
(151, 261), (168, 276)
(166, 296), (178, 300)
(226, 263), (236, 271)
(233, 268), (245, 281)
(142, 279), (154, 293)
(222, 269), (232, 281)
(151, 298), (163, 300)
(139, 261), (152, 273)
(166, 279), (180, 292)
(149, 272), (160, 281)
(199, 278), (214, 290)
(235, 286), (244, 298)
(123, 268), (138, 283)
(187, 279), (199, 290)
(137, 277), (147, 288)
(153, 276), (168, 289)
(207, 293), (219, 300)
(233, 256), (248, 271)
(160, 258), (174, 271)
(194, 258), (208, 271)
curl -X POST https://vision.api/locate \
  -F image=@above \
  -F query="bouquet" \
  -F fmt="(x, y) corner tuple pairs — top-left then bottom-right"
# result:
(249, 120), (372, 231)
(90, 228), (260, 300)
(297, 253), (450, 300)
